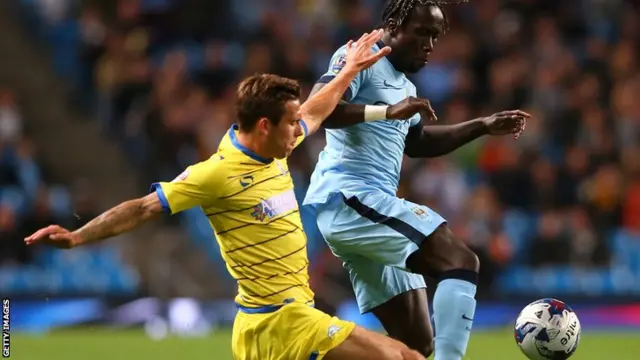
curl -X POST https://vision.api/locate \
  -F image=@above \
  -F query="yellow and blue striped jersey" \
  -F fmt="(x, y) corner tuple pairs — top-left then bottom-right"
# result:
(151, 122), (314, 309)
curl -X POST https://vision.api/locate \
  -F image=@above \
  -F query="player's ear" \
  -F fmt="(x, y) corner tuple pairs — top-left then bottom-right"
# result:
(256, 117), (270, 135)
(386, 20), (399, 35)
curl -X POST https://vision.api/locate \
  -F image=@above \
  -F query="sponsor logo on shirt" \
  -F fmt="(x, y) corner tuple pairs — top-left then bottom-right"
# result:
(251, 190), (297, 222)
(239, 175), (254, 188)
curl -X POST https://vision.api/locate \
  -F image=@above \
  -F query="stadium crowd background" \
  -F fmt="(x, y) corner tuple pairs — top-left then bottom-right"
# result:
(1, 0), (640, 316)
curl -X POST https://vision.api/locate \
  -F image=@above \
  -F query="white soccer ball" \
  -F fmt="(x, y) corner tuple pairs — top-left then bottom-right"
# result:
(514, 298), (581, 360)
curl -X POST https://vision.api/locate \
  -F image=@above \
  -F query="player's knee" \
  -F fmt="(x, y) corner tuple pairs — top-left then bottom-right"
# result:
(458, 246), (480, 273)
(382, 339), (428, 360)
(440, 240), (480, 275)
(375, 336), (427, 360)
(409, 225), (480, 276)
(380, 347), (423, 360)
(439, 227), (479, 272)
(401, 348), (426, 360)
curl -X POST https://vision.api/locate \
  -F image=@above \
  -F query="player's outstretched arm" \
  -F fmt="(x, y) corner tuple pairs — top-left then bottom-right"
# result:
(404, 110), (531, 158)
(24, 192), (163, 249)
(301, 30), (391, 135)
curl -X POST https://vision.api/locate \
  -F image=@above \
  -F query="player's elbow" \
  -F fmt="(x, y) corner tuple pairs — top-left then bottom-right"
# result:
(403, 138), (427, 158)
(403, 148), (420, 158)
(321, 107), (349, 129)
(403, 147), (431, 158)
(404, 145), (447, 158)
(140, 193), (166, 219)
(299, 115), (321, 136)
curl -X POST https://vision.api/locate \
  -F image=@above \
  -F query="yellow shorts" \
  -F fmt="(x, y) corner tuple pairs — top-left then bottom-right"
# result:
(232, 302), (356, 360)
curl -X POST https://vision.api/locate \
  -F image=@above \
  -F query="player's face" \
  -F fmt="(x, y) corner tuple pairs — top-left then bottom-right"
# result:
(269, 100), (304, 159)
(389, 4), (445, 74)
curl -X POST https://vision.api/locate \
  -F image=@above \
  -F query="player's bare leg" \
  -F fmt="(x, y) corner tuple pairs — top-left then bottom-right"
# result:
(325, 326), (425, 360)
(371, 288), (434, 357)
(407, 224), (480, 278)
(406, 223), (480, 360)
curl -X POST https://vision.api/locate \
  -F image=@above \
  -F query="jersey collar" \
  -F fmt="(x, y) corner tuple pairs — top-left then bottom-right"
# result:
(228, 124), (274, 164)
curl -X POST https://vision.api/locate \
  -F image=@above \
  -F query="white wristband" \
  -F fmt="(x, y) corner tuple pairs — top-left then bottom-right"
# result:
(364, 105), (388, 122)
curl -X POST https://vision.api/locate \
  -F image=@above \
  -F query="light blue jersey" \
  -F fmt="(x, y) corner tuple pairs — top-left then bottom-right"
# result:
(303, 41), (447, 314)
(303, 41), (421, 205)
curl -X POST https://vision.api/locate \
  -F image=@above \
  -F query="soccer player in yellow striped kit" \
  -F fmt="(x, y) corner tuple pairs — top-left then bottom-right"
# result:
(25, 30), (427, 360)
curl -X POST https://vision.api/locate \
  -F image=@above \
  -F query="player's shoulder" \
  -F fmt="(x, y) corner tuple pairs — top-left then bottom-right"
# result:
(187, 153), (227, 177)
(331, 43), (349, 56)
(190, 151), (255, 188)
(331, 40), (381, 55)
(330, 42), (386, 72)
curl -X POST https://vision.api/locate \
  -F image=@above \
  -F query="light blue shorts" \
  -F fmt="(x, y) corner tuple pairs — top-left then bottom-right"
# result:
(314, 191), (447, 313)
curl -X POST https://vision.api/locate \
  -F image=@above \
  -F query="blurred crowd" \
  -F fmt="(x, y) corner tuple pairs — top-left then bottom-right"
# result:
(9, 0), (640, 296)
(0, 87), (98, 267)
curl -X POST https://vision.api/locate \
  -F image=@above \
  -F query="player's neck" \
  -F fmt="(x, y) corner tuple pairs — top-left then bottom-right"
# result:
(236, 131), (272, 160)
(380, 31), (403, 73)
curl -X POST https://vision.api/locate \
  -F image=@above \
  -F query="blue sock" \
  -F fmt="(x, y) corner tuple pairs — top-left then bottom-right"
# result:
(433, 270), (477, 360)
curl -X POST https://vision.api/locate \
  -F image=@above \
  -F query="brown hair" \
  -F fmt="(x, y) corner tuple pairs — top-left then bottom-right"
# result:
(235, 74), (301, 131)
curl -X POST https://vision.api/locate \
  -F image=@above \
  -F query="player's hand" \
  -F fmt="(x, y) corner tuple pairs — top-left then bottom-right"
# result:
(343, 29), (392, 73)
(482, 110), (531, 139)
(387, 96), (437, 122)
(24, 225), (80, 249)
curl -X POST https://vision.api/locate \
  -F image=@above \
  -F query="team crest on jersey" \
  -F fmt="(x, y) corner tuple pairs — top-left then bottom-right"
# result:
(250, 190), (297, 222)
(331, 54), (347, 74)
(411, 206), (429, 220)
(172, 170), (189, 182)
(327, 325), (341, 339)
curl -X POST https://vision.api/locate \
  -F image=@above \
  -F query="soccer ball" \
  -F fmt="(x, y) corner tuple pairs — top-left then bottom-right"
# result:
(514, 298), (581, 360)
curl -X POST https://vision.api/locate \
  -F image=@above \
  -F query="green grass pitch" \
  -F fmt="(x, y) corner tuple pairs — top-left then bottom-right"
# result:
(11, 328), (640, 359)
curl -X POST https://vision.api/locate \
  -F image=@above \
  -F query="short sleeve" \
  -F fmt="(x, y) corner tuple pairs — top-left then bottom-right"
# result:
(315, 45), (370, 102)
(150, 158), (223, 215)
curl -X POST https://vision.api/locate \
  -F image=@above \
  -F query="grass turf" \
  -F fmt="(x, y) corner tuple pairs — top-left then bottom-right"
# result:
(10, 328), (640, 359)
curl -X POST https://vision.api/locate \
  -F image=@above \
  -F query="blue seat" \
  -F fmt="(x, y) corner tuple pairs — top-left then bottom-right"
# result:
(48, 186), (72, 219)
(503, 210), (535, 264)
(497, 267), (532, 293)
(610, 229), (640, 274)
(0, 186), (29, 216)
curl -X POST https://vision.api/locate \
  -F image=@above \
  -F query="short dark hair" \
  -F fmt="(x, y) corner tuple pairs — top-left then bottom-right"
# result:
(235, 74), (301, 132)
(382, 0), (467, 33)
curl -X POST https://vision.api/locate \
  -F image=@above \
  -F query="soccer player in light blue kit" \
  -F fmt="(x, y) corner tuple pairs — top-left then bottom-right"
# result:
(303, 1), (530, 359)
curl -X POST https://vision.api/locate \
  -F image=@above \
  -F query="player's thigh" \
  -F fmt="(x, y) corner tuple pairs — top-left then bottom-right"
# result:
(406, 223), (480, 277)
(371, 288), (434, 357)
(233, 303), (357, 360)
(324, 326), (425, 360)
(344, 254), (426, 314)
(316, 192), (446, 270)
